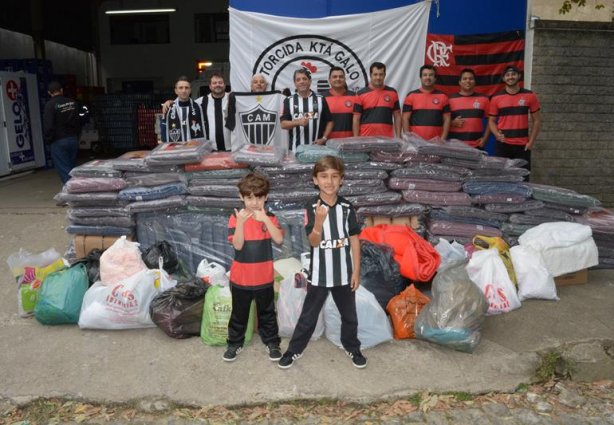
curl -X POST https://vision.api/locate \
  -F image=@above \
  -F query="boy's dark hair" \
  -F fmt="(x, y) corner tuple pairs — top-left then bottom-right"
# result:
(313, 155), (345, 178)
(238, 172), (270, 197)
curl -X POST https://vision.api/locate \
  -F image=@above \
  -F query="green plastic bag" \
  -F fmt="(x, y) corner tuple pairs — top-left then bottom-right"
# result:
(200, 285), (254, 346)
(34, 263), (89, 325)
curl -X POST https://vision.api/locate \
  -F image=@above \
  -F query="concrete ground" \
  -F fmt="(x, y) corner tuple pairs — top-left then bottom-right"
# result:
(0, 169), (613, 408)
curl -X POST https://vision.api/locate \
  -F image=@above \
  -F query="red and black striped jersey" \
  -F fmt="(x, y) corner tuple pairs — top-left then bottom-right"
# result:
(448, 92), (490, 147)
(228, 212), (281, 290)
(402, 88), (450, 141)
(488, 88), (540, 146)
(353, 85), (400, 137)
(323, 90), (355, 139)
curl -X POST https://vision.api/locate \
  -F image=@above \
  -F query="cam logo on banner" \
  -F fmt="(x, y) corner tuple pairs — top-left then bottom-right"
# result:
(230, 92), (285, 148)
(240, 104), (277, 145)
(229, 2), (431, 99)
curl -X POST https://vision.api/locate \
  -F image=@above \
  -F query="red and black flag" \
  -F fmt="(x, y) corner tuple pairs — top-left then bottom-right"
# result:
(425, 31), (525, 97)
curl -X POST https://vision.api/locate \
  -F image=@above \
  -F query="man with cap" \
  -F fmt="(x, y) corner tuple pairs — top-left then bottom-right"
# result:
(488, 65), (541, 170)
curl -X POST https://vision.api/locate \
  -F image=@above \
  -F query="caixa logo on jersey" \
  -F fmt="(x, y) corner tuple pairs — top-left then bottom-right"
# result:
(240, 104), (277, 145)
(6, 78), (33, 151)
(252, 35), (368, 93)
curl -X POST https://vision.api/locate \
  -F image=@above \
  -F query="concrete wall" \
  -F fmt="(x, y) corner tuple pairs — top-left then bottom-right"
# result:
(531, 20), (614, 206)
(532, 0), (612, 22)
(531, 0), (614, 22)
(98, 0), (229, 93)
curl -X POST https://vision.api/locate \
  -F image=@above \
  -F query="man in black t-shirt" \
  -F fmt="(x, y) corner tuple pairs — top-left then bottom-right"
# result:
(43, 81), (81, 183)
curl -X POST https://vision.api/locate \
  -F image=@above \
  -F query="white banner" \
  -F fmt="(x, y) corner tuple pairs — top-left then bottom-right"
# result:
(229, 2), (431, 99)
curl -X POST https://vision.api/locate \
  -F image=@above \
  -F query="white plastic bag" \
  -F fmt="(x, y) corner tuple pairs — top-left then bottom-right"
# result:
(518, 222), (598, 276)
(78, 269), (160, 329)
(155, 257), (178, 292)
(466, 248), (521, 315)
(324, 286), (393, 349)
(6, 248), (66, 317)
(99, 236), (147, 285)
(510, 245), (558, 301)
(276, 274), (324, 340)
(196, 259), (229, 286)
(435, 238), (466, 270)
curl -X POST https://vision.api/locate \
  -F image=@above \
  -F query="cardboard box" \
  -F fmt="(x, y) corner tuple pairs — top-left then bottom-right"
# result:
(372, 216), (391, 226)
(554, 269), (588, 286)
(391, 216), (411, 226)
(364, 215), (421, 229)
(74, 234), (133, 258)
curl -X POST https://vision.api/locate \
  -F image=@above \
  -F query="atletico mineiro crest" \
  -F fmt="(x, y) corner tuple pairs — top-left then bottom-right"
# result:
(240, 104), (277, 145)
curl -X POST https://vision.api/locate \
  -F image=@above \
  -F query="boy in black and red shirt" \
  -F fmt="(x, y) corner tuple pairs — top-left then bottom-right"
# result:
(224, 173), (284, 362)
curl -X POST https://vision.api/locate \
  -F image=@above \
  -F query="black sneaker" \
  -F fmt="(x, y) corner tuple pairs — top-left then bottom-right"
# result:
(222, 345), (243, 362)
(345, 350), (367, 369)
(266, 344), (282, 361)
(278, 351), (302, 369)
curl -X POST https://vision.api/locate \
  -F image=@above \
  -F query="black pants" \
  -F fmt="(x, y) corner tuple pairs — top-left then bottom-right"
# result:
(495, 141), (532, 172)
(287, 284), (360, 355)
(227, 285), (280, 347)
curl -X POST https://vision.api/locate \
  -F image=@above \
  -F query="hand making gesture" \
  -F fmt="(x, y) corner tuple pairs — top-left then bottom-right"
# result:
(234, 208), (252, 224)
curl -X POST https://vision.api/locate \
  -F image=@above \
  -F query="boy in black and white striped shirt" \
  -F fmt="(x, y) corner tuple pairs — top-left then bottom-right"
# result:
(280, 68), (333, 151)
(278, 156), (366, 369)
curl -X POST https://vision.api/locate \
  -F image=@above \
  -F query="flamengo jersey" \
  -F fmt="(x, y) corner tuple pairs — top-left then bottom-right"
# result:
(402, 88), (450, 141)
(448, 92), (490, 147)
(305, 196), (361, 287)
(281, 91), (331, 151)
(228, 212), (281, 290)
(354, 86), (400, 137)
(488, 88), (541, 146)
(323, 90), (356, 139)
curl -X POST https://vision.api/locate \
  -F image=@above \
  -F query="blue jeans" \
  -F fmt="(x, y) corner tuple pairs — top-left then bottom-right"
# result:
(50, 136), (79, 184)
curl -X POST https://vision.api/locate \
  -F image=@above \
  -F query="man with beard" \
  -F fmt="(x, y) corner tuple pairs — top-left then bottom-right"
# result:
(448, 68), (490, 148)
(197, 73), (231, 151)
(402, 64), (450, 141)
(323, 66), (355, 139)
(353, 62), (401, 138)
(488, 65), (541, 169)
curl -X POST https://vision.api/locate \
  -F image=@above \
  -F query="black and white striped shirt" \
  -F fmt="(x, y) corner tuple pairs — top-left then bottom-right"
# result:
(305, 196), (361, 287)
(281, 91), (332, 151)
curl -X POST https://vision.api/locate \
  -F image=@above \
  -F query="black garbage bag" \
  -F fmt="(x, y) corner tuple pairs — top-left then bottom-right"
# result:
(170, 259), (199, 285)
(360, 240), (408, 311)
(73, 248), (103, 286)
(149, 281), (208, 339)
(142, 241), (178, 273)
